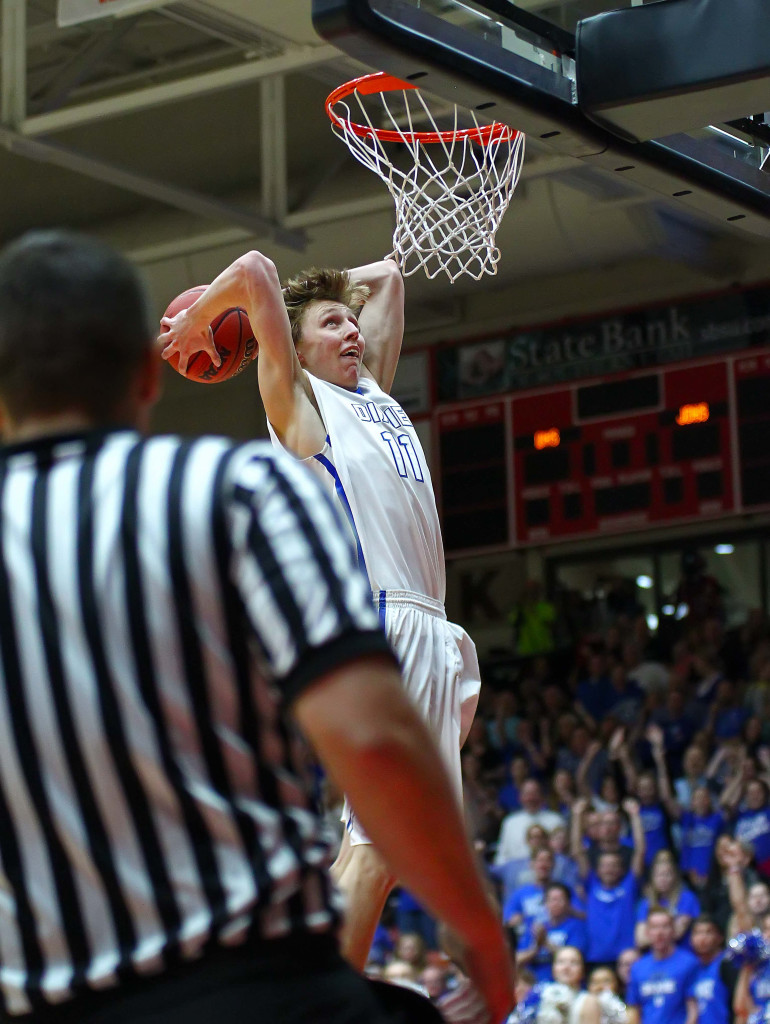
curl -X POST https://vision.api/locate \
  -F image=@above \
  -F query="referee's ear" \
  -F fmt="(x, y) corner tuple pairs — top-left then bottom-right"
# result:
(133, 342), (163, 428)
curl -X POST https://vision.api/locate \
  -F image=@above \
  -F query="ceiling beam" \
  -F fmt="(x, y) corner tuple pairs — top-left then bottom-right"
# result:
(0, 124), (307, 250)
(261, 75), (287, 223)
(20, 43), (339, 136)
(32, 20), (137, 112)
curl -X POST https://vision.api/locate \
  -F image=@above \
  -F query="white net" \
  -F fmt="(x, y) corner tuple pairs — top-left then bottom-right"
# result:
(328, 75), (525, 283)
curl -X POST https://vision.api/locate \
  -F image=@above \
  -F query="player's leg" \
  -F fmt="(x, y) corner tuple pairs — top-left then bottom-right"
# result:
(331, 837), (396, 970)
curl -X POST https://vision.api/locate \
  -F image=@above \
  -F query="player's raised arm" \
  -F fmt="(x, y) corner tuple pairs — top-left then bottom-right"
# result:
(159, 252), (320, 450)
(351, 259), (404, 393)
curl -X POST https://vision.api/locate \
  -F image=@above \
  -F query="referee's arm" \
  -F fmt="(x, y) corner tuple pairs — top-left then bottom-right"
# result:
(293, 655), (513, 1024)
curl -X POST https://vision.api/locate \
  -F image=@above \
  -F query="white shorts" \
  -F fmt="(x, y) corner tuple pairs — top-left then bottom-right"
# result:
(343, 589), (481, 846)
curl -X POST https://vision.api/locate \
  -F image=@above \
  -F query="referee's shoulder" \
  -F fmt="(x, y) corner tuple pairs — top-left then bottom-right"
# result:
(135, 431), (304, 496)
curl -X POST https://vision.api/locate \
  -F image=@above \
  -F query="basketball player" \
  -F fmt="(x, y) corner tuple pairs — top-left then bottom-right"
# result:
(160, 253), (482, 970)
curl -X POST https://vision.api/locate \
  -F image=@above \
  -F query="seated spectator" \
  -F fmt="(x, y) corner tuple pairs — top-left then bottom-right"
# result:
(552, 768), (579, 815)
(576, 651), (616, 727)
(571, 797), (645, 969)
(706, 680), (751, 744)
(462, 750), (504, 853)
(634, 850), (700, 950)
(623, 638), (669, 696)
(588, 965), (622, 997)
(463, 717), (506, 787)
(516, 884), (589, 982)
(606, 662), (646, 727)
(495, 778), (565, 865)
(616, 949), (641, 1000)
(503, 848), (557, 933)
(486, 689), (521, 755)
(733, 911), (770, 1024)
(394, 892), (437, 950)
(689, 915), (737, 1024)
(674, 744), (710, 810)
(491, 822), (551, 909)
(497, 755), (531, 813)
(549, 825), (582, 896)
(626, 909), (699, 1024)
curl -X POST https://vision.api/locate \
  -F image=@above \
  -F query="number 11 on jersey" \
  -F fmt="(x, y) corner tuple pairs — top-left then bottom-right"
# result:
(380, 431), (425, 482)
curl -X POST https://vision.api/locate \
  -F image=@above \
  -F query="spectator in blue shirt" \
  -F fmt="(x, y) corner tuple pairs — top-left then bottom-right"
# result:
(689, 916), (736, 1024)
(571, 796), (646, 968)
(680, 787), (726, 891)
(734, 911), (770, 1024)
(626, 909), (699, 1024)
(634, 850), (701, 950)
(728, 778), (770, 880)
(617, 732), (673, 868)
(516, 883), (588, 982)
(502, 847), (556, 933)
(575, 651), (615, 727)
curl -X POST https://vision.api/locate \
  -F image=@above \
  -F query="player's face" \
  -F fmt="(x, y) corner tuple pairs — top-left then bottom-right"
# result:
(296, 300), (365, 390)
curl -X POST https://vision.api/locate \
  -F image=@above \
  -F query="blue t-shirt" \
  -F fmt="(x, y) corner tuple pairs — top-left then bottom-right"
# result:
(639, 803), (671, 866)
(635, 889), (701, 946)
(627, 947), (699, 1024)
(734, 808), (770, 867)
(749, 961), (770, 1012)
(689, 954), (730, 1024)
(503, 883), (546, 926)
(585, 870), (638, 963)
(680, 811), (725, 877)
(518, 915), (588, 982)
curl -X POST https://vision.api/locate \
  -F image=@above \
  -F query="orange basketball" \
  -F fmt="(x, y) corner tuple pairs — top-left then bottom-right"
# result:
(161, 285), (257, 384)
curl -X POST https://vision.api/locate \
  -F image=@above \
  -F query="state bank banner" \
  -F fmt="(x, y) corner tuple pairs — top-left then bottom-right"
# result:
(58, 0), (171, 26)
(437, 283), (770, 402)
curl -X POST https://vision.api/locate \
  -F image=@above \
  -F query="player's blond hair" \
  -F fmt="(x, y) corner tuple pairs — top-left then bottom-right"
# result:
(282, 267), (369, 345)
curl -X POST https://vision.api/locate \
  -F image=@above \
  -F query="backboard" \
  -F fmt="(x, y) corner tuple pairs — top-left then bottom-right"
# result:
(312, 0), (770, 238)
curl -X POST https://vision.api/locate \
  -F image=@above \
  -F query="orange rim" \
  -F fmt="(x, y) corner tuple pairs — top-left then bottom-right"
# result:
(325, 71), (518, 144)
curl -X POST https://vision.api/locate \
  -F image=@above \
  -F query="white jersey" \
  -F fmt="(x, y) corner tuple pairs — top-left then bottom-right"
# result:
(268, 372), (445, 602)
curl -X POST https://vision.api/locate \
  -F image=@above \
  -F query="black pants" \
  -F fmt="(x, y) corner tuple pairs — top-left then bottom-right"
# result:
(12, 935), (406, 1024)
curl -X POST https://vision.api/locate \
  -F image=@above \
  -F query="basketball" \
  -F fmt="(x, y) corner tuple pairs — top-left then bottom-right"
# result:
(161, 285), (257, 384)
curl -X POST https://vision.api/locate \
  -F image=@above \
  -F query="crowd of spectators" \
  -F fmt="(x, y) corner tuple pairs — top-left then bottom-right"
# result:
(365, 578), (770, 1024)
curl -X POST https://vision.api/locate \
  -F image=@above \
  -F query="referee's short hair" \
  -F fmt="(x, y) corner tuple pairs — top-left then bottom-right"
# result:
(0, 230), (154, 421)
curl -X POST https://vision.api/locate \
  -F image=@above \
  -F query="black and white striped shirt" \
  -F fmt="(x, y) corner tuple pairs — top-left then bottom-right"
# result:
(0, 428), (391, 1016)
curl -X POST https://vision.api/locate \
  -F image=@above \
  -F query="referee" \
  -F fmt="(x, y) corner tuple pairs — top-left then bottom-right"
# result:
(0, 231), (514, 1024)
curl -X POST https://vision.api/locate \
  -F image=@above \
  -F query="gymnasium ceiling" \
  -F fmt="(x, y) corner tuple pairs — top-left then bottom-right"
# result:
(2, 0), (770, 438)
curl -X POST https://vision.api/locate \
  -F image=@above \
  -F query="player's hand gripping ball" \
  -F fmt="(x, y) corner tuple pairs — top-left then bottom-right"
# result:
(160, 285), (257, 383)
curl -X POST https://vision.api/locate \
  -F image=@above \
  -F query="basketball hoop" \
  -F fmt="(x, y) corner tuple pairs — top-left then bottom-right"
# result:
(326, 72), (525, 283)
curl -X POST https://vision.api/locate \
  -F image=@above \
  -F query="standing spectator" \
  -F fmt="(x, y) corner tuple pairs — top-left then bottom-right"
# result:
(495, 779), (565, 865)
(689, 916), (736, 1024)
(571, 797), (646, 968)
(626, 909), (699, 1024)
(634, 851), (701, 950)
(616, 949), (641, 1000)
(509, 580), (557, 658)
(516, 884), (588, 982)
(617, 734), (674, 867)
(487, 690), (521, 756)
(503, 848), (557, 933)
(585, 808), (635, 874)
(491, 822), (551, 909)
(674, 745), (710, 811)
(679, 786), (726, 891)
(727, 778), (770, 880)
(0, 231), (515, 1023)
(606, 662), (646, 727)
(701, 836), (759, 936)
(733, 911), (770, 1024)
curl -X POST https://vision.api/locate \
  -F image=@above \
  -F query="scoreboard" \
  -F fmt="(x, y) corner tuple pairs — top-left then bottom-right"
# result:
(436, 347), (770, 552)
